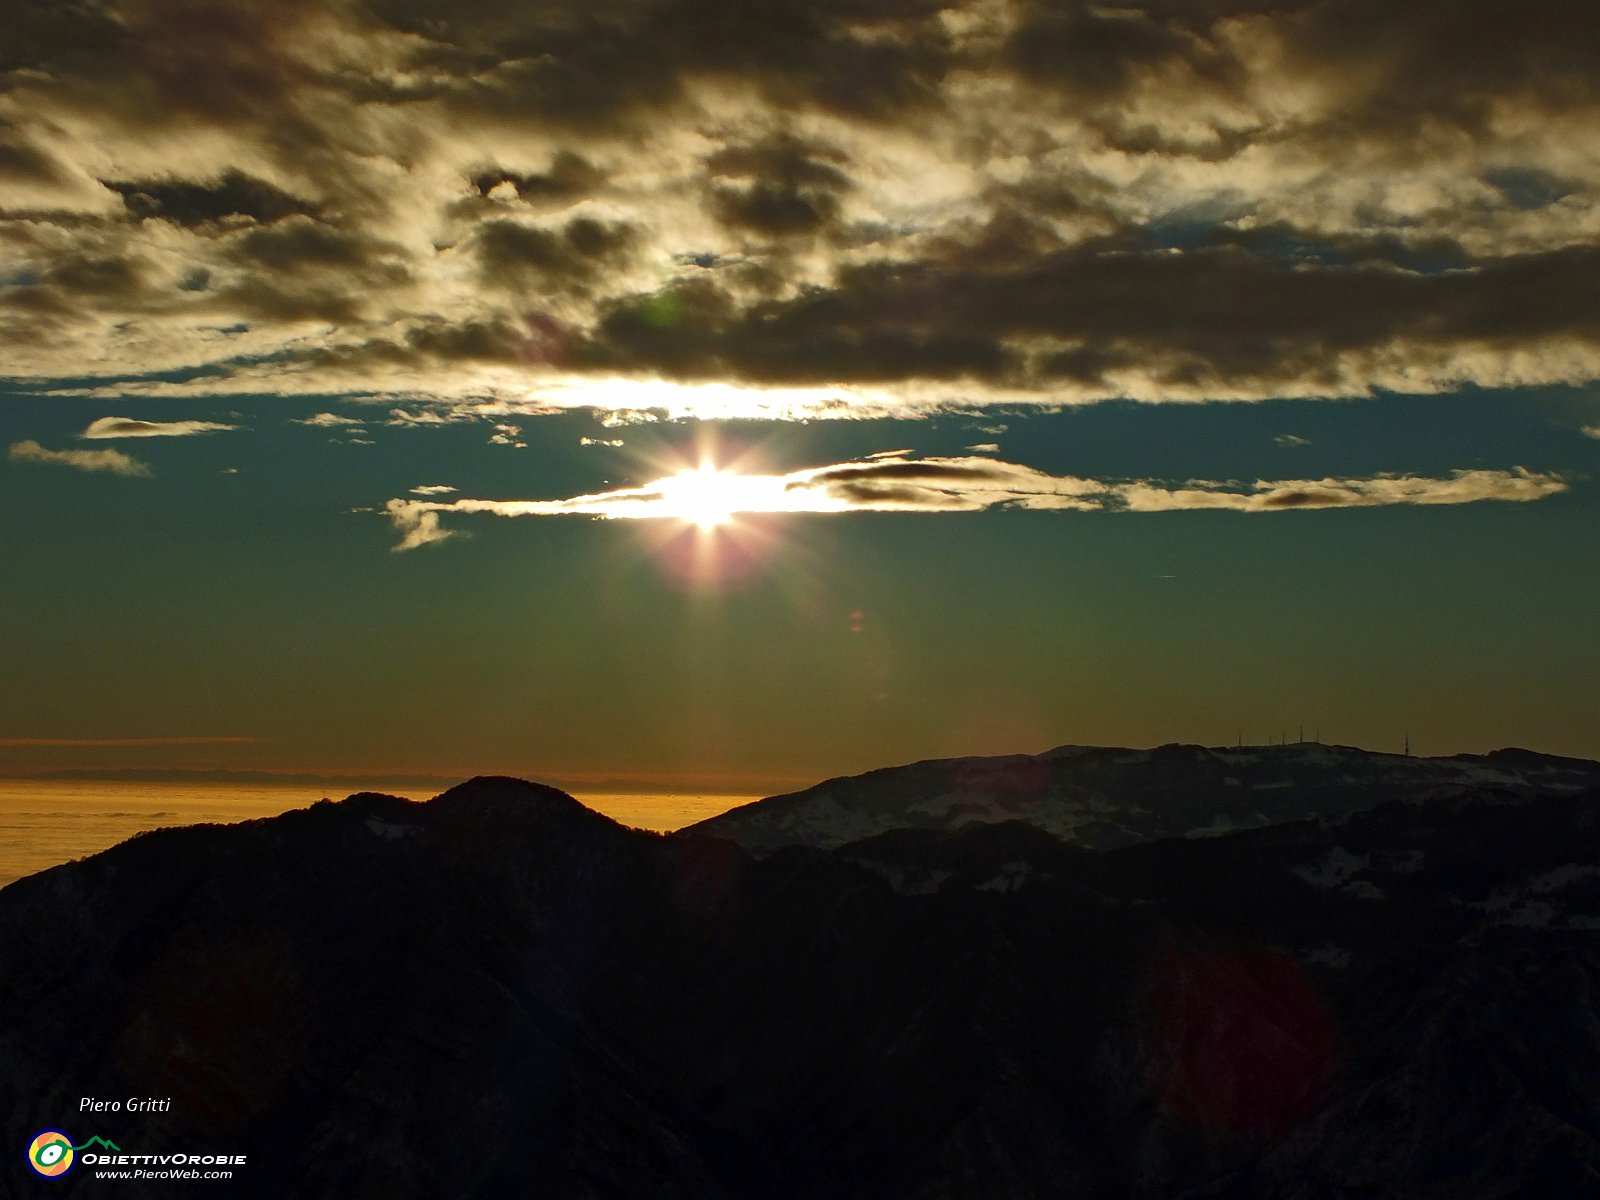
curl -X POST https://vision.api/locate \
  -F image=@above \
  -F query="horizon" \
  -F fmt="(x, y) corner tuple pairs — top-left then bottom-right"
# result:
(6, 733), (1596, 794)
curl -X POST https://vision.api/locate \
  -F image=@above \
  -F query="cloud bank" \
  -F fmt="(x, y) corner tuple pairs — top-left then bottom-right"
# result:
(385, 457), (1567, 549)
(3, 0), (1599, 415)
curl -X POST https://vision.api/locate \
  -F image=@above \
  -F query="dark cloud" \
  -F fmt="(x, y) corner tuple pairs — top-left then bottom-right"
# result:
(7, 253), (153, 322)
(1255, 0), (1600, 132)
(581, 275), (1016, 384)
(115, 0), (331, 123)
(230, 218), (385, 274)
(369, 0), (954, 133)
(473, 217), (637, 293)
(1006, 0), (1600, 155)
(1481, 168), (1577, 213)
(403, 317), (560, 364)
(278, 315), (577, 382)
(105, 171), (320, 226)
(561, 233), (1600, 394)
(705, 135), (853, 239)
(0, 0), (124, 75)
(419, 0), (953, 127)
(469, 152), (605, 206)
(1008, 5), (1205, 100)
(214, 218), (412, 322)
(214, 281), (365, 325)
(987, 240), (1600, 368)
(44, 252), (148, 299)
(64, 0), (1589, 162)
(921, 209), (1075, 272)
(666, 0), (951, 114)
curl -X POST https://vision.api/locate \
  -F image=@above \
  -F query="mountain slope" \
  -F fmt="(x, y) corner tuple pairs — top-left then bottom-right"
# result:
(4, 773), (1600, 1196)
(684, 742), (1600, 852)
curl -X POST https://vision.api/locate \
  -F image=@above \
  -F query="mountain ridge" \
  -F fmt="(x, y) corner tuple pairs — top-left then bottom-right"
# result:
(685, 741), (1600, 853)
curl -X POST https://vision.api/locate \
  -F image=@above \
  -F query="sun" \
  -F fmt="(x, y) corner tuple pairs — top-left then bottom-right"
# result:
(636, 456), (804, 591)
(657, 464), (743, 531)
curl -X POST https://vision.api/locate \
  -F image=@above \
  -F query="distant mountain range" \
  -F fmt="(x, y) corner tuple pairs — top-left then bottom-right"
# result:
(687, 742), (1600, 851)
(4, 748), (1600, 1197)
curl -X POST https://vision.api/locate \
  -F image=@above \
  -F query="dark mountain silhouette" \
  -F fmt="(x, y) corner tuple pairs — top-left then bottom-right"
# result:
(4, 769), (1600, 1197)
(686, 742), (1600, 851)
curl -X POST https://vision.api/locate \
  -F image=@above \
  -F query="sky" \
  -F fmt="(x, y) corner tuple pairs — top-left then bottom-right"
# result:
(2, 0), (1598, 785)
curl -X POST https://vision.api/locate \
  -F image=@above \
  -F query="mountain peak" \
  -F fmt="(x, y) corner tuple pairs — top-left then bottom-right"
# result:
(425, 775), (623, 832)
(434, 774), (584, 804)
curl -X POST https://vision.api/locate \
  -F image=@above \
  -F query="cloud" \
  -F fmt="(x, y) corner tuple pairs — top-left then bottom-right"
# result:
(472, 216), (637, 295)
(106, 171), (319, 227)
(1116, 469), (1569, 512)
(385, 499), (461, 552)
(1275, 434), (1311, 447)
(4, 0), (1600, 412)
(704, 134), (853, 239)
(1583, 424), (1600, 440)
(966, 443), (1001, 453)
(409, 484), (458, 496)
(383, 456), (1567, 548)
(487, 423), (526, 447)
(292, 412), (364, 428)
(385, 409), (463, 427)
(8, 440), (151, 477)
(579, 437), (625, 447)
(469, 152), (606, 207)
(80, 416), (238, 439)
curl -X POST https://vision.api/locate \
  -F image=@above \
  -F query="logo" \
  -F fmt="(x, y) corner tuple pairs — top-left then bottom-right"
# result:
(25, 1133), (122, 1179)
(26, 1131), (75, 1179)
(23, 1128), (245, 1181)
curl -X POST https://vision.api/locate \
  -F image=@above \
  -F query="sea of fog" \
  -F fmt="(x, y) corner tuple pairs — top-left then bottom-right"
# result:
(0, 780), (752, 887)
